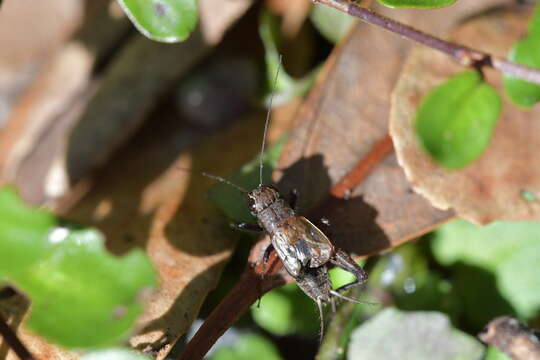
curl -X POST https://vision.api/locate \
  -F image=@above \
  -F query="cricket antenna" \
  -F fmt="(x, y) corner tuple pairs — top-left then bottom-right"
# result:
(330, 290), (380, 306)
(201, 172), (248, 193)
(259, 55), (283, 186)
(176, 166), (248, 193)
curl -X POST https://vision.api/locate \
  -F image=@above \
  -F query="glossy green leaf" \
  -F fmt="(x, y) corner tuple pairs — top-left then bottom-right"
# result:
(208, 135), (287, 223)
(377, 0), (458, 8)
(431, 219), (540, 319)
(82, 348), (152, 360)
(251, 283), (319, 336)
(210, 333), (282, 360)
(117, 0), (197, 42)
(0, 187), (157, 348)
(415, 70), (501, 169)
(310, 4), (355, 44)
(503, 5), (540, 108)
(347, 308), (483, 360)
(259, 11), (320, 106)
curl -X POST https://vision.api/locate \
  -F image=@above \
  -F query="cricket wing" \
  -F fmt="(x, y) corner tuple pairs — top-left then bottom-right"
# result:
(271, 217), (334, 276)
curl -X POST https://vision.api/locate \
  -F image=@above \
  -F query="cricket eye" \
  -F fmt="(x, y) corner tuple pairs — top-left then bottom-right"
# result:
(246, 196), (257, 212)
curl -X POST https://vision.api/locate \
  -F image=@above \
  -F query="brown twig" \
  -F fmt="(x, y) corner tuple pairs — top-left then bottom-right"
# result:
(0, 313), (35, 360)
(177, 135), (394, 360)
(479, 316), (540, 360)
(330, 135), (394, 199)
(178, 237), (288, 360)
(312, 0), (540, 85)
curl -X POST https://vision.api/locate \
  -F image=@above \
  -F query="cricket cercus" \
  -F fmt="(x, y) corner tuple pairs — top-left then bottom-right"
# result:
(203, 60), (374, 341)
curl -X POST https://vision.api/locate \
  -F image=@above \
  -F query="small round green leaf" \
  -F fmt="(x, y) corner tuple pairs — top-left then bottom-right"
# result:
(117, 0), (197, 42)
(503, 4), (540, 108)
(415, 70), (501, 169)
(0, 187), (157, 348)
(504, 37), (540, 108)
(377, 0), (458, 9)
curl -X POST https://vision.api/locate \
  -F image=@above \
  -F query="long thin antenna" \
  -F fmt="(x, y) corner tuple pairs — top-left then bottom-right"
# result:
(330, 290), (379, 306)
(202, 172), (248, 193)
(259, 55), (283, 186)
(176, 166), (248, 193)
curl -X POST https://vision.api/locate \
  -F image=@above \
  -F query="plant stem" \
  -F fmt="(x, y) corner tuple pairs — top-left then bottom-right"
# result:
(0, 314), (35, 360)
(312, 0), (540, 85)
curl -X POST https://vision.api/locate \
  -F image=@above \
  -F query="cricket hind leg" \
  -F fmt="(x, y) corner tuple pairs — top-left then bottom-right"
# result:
(330, 249), (368, 293)
(317, 297), (325, 344)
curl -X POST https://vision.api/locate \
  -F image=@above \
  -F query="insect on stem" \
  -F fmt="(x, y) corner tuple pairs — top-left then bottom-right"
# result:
(259, 55), (283, 186)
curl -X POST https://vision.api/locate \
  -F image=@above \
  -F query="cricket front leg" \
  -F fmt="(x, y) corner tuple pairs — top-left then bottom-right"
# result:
(330, 249), (368, 293)
(231, 222), (263, 232)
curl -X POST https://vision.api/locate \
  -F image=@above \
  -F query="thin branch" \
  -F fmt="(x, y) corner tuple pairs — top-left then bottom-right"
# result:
(479, 316), (540, 360)
(0, 314), (35, 360)
(330, 135), (393, 199)
(178, 238), (288, 360)
(312, 0), (540, 85)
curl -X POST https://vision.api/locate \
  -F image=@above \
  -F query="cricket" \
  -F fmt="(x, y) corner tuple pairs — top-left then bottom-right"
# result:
(202, 57), (374, 341)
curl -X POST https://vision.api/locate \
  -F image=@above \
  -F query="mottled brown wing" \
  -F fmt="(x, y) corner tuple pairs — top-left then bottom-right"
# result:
(271, 216), (334, 277)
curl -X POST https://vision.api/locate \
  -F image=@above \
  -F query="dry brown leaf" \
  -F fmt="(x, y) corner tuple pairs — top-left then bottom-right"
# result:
(0, 0), (131, 199)
(61, 108), (289, 359)
(390, 5), (540, 225)
(0, 0), (83, 124)
(1, 0), (254, 207)
(273, 3), (512, 255)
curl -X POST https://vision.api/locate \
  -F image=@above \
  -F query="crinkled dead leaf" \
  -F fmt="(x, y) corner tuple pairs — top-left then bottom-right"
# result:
(391, 5), (540, 224)
(274, 3), (494, 257)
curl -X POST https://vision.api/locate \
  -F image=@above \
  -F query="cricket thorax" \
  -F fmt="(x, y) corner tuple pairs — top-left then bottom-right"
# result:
(246, 185), (295, 234)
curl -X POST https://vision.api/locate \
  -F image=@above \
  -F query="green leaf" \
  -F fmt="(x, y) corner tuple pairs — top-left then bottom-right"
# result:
(377, 0), (458, 9)
(329, 259), (365, 289)
(81, 348), (152, 360)
(117, 0), (197, 42)
(259, 11), (320, 106)
(369, 243), (461, 322)
(310, 4), (355, 44)
(210, 333), (283, 360)
(503, 4), (540, 108)
(0, 187), (157, 348)
(431, 219), (540, 319)
(485, 346), (511, 360)
(347, 308), (484, 360)
(415, 70), (501, 169)
(207, 135), (288, 223)
(251, 283), (319, 336)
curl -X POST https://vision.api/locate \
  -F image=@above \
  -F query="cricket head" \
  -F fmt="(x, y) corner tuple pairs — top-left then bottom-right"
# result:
(245, 185), (281, 215)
